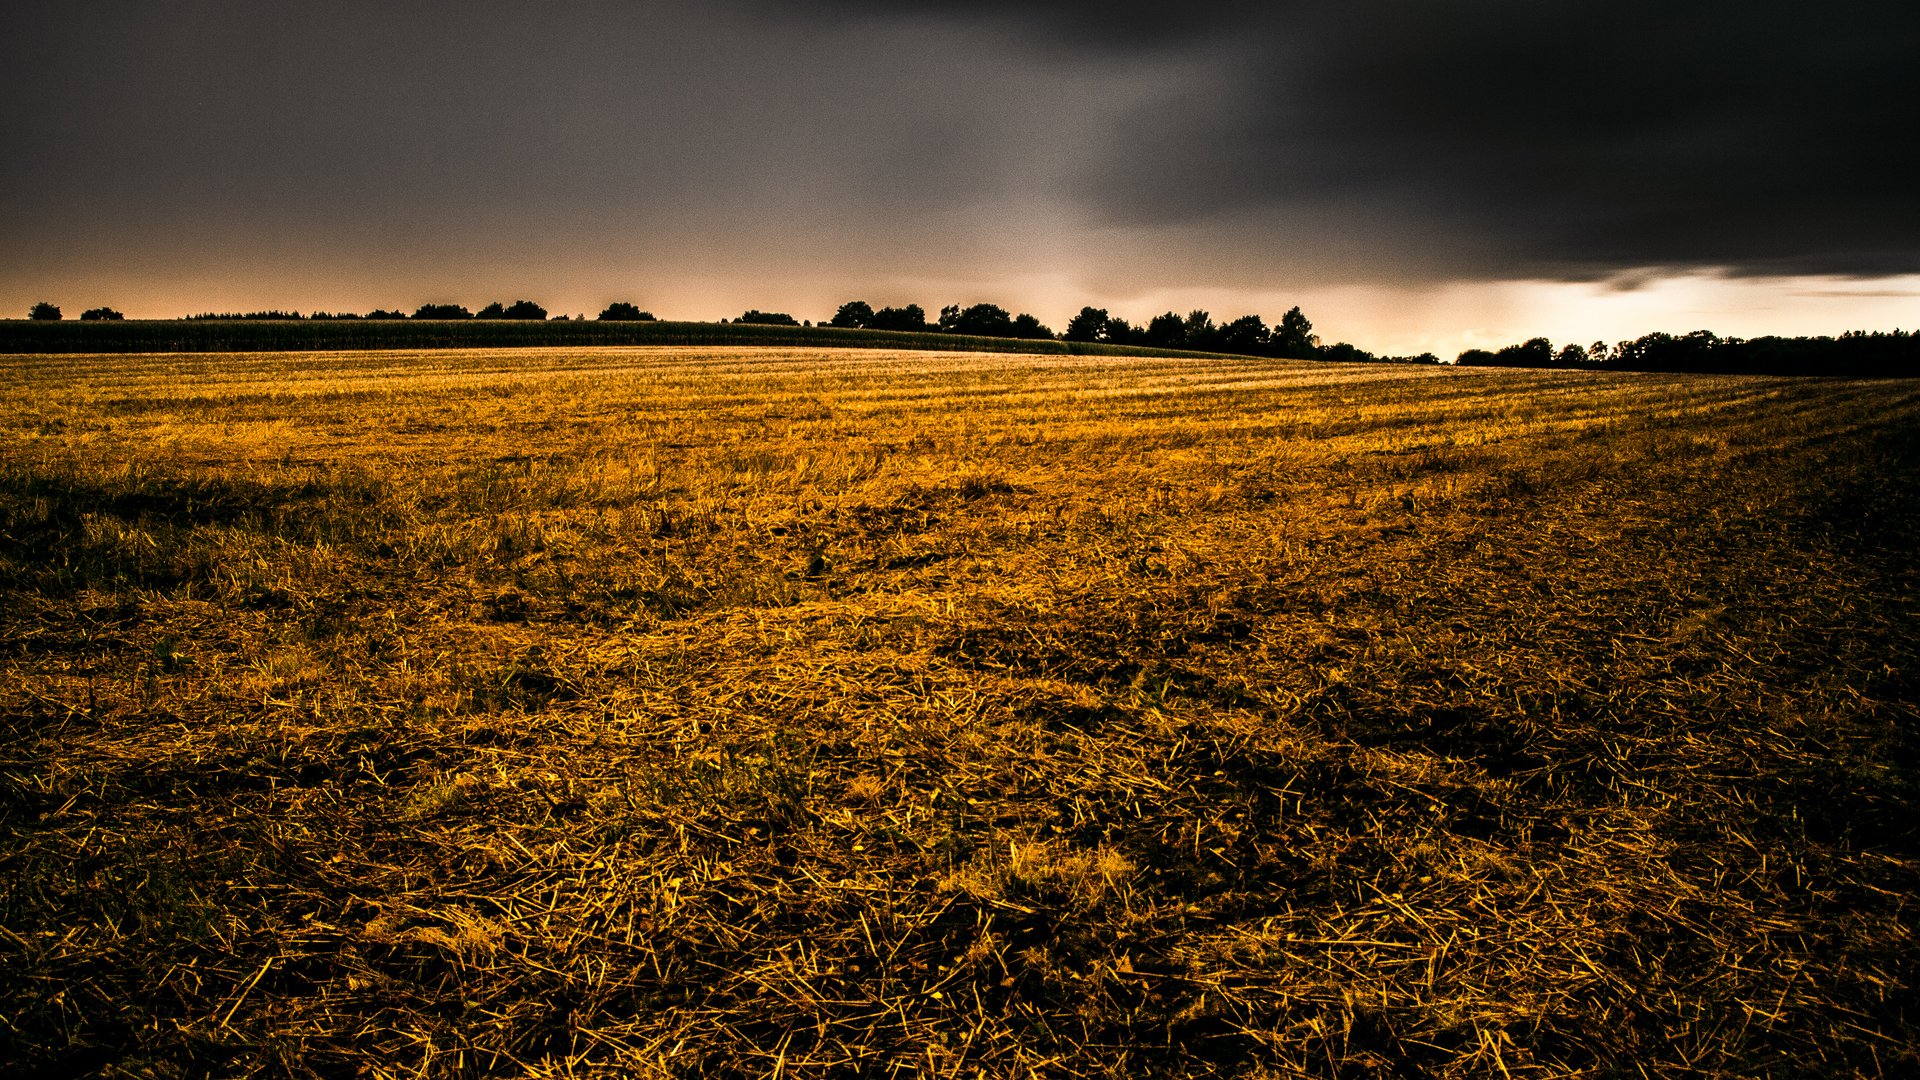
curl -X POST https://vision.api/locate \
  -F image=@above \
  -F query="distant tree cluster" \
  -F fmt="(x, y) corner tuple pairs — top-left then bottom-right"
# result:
(167, 301), (595, 321)
(1458, 329), (1920, 377)
(828, 301), (874, 328)
(185, 309), (409, 321)
(27, 298), (655, 322)
(832, 301), (934, 333)
(476, 300), (548, 320)
(29, 301), (132, 321)
(735, 310), (801, 326)
(827, 299), (1058, 340)
(1093, 304), (1440, 363)
(818, 297), (1426, 360)
(939, 303), (1053, 339)
(1060, 305), (1328, 358)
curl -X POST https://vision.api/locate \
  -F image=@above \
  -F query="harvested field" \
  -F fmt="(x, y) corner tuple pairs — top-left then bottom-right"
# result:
(2, 346), (1916, 1077)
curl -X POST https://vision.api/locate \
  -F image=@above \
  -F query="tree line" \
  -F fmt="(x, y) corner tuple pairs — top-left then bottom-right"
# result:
(5, 294), (1483, 367)
(28, 302), (124, 321)
(1458, 329), (1920, 377)
(180, 300), (662, 322)
(821, 299), (1441, 363)
(23, 301), (661, 322)
(823, 301), (1054, 339)
(23, 297), (1914, 375)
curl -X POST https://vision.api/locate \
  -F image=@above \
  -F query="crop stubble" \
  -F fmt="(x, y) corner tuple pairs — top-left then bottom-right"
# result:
(1, 347), (1916, 1076)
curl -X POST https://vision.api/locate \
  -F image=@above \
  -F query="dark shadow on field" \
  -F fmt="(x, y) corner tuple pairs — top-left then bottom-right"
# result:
(0, 464), (382, 595)
(0, 464), (369, 532)
(1801, 421), (1920, 565)
(1760, 420), (1920, 856)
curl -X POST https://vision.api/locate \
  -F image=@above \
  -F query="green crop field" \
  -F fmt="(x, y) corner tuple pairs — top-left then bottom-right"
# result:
(2, 347), (1916, 1077)
(0, 319), (1244, 360)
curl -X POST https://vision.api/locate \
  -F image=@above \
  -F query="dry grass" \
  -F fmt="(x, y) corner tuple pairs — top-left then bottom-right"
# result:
(2, 346), (1917, 1077)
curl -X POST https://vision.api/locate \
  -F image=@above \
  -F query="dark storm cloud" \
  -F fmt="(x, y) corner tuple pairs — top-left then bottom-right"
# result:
(782, 0), (1920, 280)
(3, 0), (1915, 315)
(0, 0), (1130, 309)
(754, 0), (1265, 47)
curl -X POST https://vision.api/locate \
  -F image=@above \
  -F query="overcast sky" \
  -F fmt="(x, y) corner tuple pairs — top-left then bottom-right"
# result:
(4, 0), (1915, 354)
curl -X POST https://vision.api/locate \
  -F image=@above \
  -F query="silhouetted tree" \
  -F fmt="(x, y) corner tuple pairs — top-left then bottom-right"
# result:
(944, 303), (1015, 337)
(1010, 313), (1055, 340)
(365, 309), (408, 320)
(1182, 310), (1216, 350)
(28, 302), (60, 320)
(1460, 331), (1920, 374)
(414, 303), (473, 319)
(598, 302), (655, 321)
(1554, 344), (1588, 367)
(1145, 312), (1188, 349)
(738, 310), (800, 326)
(1495, 337), (1555, 366)
(80, 307), (123, 321)
(1064, 306), (1109, 343)
(869, 304), (928, 332)
(1320, 342), (1377, 363)
(1104, 317), (1145, 345)
(497, 300), (546, 319)
(830, 301), (874, 329)
(1217, 314), (1270, 355)
(1273, 306), (1316, 356)
(1613, 330), (1719, 371)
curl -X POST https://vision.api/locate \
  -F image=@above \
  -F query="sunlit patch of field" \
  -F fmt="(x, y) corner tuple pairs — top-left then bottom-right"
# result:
(2, 347), (1916, 1077)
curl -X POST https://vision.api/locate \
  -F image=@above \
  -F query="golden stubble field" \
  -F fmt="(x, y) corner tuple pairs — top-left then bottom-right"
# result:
(2, 347), (1916, 1077)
